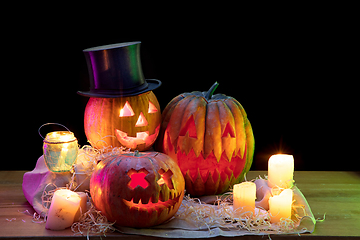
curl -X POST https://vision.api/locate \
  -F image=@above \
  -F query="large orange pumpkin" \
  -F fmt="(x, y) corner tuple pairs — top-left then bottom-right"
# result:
(156, 82), (254, 196)
(90, 151), (185, 228)
(84, 91), (161, 151)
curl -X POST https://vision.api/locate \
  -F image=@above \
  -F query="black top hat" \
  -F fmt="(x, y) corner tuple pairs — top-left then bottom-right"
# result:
(77, 41), (161, 98)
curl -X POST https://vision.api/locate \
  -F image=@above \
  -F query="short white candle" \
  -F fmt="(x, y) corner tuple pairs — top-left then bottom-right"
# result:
(233, 182), (256, 217)
(268, 154), (294, 188)
(268, 188), (293, 223)
(45, 189), (81, 230)
(74, 192), (88, 222)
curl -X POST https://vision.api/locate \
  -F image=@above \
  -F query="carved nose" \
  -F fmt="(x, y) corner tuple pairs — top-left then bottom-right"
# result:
(135, 112), (148, 127)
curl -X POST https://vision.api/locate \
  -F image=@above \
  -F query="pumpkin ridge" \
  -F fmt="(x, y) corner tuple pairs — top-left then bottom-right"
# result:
(177, 97), (206, 157)
(111, 98), (116, 144)
(218, 100), (237, 161)
(168, 97), (195, 150)
(223, 99), (247, 158)
(204, 101), (222, 161)
(179, 115), (197, 138)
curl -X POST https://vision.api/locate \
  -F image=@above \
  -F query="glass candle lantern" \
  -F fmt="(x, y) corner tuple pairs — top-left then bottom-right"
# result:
(43, 131), (78, 172)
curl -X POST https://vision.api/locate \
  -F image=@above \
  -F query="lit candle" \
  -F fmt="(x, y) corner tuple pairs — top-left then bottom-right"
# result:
(233, 182), (256, 217)
(268, 154), (294, 188)
(45, 189), (81, 230)
(43, 131), (78, 172)
(268, 189), (293, 223)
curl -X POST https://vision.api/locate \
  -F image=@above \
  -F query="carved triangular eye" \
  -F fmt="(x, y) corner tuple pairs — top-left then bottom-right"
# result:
(179, 115), (197, 138)
(148, 101), (158, 113)
(135, 112), (148, 127)
(222, 122), (235, 138)
(120, 101), (135, 117)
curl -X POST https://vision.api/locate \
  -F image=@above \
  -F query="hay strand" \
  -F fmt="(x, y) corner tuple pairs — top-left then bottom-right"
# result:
(176, 187), (308, 235)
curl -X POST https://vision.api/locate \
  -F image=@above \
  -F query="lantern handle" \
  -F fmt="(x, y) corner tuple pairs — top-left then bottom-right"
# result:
(38, 123), (72, 139)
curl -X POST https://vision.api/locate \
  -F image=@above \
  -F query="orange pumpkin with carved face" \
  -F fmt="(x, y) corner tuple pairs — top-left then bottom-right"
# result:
(156, 82), (254, 196)
(90, 151), (185, 228)
(84, 91), (161, 151)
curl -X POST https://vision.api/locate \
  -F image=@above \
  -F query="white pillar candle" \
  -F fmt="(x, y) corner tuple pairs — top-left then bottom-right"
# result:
(74, 192), (88, 222)
(233, 182), (256, 217)
(268, 154), (294, 188)
(45, 189), (81, 230)
(268, 189), (293, 223)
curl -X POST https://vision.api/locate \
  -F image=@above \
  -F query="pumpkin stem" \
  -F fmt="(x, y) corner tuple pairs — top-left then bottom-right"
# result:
(134, 150), (140, 157)
(204, 82), (219, 100)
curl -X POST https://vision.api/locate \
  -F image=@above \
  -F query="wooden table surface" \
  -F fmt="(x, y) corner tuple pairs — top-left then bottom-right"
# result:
(1, 170), (359, 239)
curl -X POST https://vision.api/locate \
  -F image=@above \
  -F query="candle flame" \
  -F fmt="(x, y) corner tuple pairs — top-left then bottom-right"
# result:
(46, 131), (75, 143)
(62, 143), (69, 149)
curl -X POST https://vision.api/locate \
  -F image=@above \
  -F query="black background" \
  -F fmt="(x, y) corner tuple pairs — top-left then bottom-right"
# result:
(3, 5), (357, 171)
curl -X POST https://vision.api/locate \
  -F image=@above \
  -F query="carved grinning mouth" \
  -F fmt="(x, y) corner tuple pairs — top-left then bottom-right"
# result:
(123, 193), (181, 215)
(115, 125), (160, 149)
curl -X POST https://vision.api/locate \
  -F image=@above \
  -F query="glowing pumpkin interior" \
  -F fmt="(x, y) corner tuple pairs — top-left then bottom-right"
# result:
(123, 167), (181, 217)
(84, 91), (161, 151)
(127, 168), (174, 190)
(127, 169), (149, 189)
(115, 100), (160, 149)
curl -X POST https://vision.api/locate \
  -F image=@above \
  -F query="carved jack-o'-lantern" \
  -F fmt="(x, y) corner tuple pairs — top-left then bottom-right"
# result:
(84, 91), (161, 151)
(156, 82), (255, 196)
(78, 42), (162, 151)
(90, 151), (185, 228)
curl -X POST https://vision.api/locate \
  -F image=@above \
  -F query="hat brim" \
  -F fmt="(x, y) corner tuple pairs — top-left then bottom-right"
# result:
(77, 79), (161, 98)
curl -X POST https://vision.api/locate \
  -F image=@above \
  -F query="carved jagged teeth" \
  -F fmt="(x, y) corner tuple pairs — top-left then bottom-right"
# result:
(123, 193), (181, 214)
(160, 189), (169, 202)
(151, 193), (159, 204)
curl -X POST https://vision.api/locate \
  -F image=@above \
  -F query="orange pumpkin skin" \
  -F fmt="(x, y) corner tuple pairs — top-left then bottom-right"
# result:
(90, 151), (185, 228)
(84, 91), (161, 151)
(156, 84), (254, 196)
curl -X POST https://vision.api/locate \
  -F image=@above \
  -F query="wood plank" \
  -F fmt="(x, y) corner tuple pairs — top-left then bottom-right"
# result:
(1, 171), (359, 239)
(294, 171), (360, 237)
